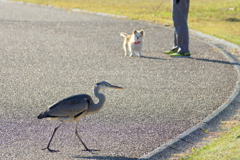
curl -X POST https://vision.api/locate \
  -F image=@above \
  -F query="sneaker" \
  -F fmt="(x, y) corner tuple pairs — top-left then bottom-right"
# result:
(164, 49), (178, 54)
(170, 52), (191, 57)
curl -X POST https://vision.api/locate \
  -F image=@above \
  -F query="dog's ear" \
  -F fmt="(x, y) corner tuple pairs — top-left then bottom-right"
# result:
(133, 29), (137, 35)
(140, 29), (145, 37)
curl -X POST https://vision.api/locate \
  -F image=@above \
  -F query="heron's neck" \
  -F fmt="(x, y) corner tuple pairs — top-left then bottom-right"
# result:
(87, 86), (106, 114)
(94, 87), (106, 107)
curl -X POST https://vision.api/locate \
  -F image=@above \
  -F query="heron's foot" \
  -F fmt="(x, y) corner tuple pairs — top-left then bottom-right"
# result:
(42, 147), (60, 153)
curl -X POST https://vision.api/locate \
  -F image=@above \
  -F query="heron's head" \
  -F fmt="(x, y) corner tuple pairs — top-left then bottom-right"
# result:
(95, 81), (124, 90)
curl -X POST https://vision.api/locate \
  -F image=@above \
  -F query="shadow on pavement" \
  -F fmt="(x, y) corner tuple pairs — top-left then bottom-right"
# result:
(73, 156), (137, 160)
(191, 57), (240, 66)
(141, 56), (168, 60)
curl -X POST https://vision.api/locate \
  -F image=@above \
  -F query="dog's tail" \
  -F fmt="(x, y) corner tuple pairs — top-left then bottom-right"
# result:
(120, 32), (128, 37)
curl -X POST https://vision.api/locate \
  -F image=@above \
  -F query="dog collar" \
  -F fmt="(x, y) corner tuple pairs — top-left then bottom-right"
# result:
(134, 41), (141, 44)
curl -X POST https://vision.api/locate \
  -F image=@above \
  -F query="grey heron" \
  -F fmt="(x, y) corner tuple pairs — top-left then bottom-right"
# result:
(37, 81), (123, 152)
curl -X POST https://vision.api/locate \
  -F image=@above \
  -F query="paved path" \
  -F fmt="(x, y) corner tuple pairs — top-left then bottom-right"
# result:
(0, 1), (238, 159)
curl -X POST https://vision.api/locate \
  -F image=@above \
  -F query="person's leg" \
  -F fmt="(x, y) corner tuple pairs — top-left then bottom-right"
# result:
(172, 0), (190, 53)
(173, 30), (178, 50)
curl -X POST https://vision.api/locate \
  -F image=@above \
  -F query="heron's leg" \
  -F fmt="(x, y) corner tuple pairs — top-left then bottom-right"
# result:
(42, 123), (62, 152)
(75, 121), (90, 151)
(75, 122), (100, 152)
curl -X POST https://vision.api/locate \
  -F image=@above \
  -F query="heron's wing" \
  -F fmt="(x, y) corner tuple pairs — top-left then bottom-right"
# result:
(45, 94), (93, 117)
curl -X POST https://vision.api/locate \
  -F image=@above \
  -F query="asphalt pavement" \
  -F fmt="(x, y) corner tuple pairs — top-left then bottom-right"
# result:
(0, 1), (239, 160)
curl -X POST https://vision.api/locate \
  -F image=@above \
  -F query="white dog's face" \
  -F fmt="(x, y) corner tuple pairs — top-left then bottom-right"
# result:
(133, 30), (144, 41)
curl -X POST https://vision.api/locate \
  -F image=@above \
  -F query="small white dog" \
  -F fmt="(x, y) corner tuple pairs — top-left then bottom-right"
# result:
(120, 29), (145, 57)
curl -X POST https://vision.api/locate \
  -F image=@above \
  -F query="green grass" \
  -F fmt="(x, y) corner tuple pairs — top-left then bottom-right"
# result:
(183, 124), (240, 160)
(11, 0), (240, 45)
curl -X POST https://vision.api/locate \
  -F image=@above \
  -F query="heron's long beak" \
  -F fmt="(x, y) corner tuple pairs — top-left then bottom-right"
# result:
(110, 85), (124, 89)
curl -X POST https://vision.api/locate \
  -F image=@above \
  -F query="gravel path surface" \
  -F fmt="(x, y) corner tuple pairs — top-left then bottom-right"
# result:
(0, 1), (237, 159)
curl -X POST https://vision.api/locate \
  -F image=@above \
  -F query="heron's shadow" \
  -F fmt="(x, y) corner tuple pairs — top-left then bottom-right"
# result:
(73, 156), (138, 160)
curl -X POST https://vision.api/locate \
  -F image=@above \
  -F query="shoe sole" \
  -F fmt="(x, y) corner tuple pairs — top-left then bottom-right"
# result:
(164, 50), (178, 55)
(164, 52), (176, 55)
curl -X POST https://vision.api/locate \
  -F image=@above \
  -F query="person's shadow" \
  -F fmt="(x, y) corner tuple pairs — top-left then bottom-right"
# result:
(190, 57), (240, 66)
(140, 55), (240, 66)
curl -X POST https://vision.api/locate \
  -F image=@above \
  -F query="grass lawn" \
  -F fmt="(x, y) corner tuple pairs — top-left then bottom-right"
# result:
(11, 0), (240, 45)
(182, 123), (240, 160)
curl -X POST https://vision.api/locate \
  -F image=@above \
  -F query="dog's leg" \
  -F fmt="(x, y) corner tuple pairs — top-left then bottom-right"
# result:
(123, 44), (128, 56)
(129, 45), (134, 57)
(130, 50), (134, 57)
(138, 51), (142, 57)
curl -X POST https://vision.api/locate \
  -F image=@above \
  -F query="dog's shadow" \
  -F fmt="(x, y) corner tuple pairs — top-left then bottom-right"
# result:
(140, 55), (168, 60)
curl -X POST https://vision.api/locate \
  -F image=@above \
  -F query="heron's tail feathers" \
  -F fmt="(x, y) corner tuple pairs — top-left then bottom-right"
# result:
(120, 33), (128, 37)
(37, 111), (49, 119)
